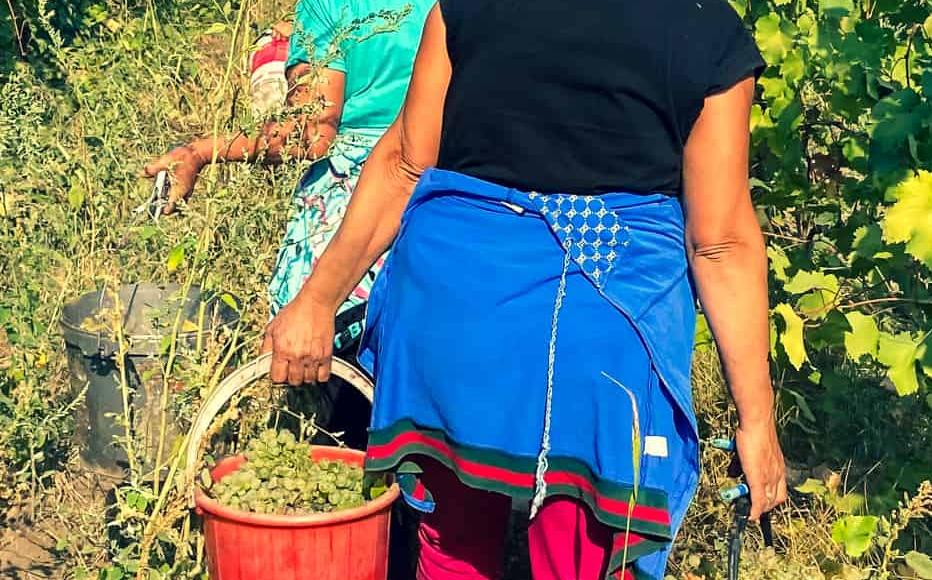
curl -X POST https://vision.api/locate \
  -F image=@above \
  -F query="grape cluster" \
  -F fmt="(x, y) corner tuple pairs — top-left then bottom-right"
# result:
(210, 429), (380, 515)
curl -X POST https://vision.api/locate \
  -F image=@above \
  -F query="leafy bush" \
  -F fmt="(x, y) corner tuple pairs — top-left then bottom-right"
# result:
(734, 0), (932, 566)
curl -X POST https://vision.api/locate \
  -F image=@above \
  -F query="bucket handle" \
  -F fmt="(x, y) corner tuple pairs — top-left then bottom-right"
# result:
(184, 353), (374, 507)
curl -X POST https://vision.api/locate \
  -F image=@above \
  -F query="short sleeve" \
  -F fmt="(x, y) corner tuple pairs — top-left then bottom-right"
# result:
(705, 4), (766, 96)
(287, 0), (347, 72)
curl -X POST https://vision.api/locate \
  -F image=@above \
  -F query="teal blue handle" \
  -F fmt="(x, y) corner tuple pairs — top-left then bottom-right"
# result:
(720, 483), (749, 503)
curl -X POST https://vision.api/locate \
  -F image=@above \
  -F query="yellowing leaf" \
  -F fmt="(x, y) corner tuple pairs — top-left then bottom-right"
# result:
(883, 171), (932, 267)
(767, 246), (791, 281)
(68, 184), (86, 210)
(775, 303), (807, 369)
(844, 312), (879, 361)
(181, 320), (200, 333)
(795, 478), (827, 496)
(203, 22), (227, 35)
(878, 332), (921, 396)
(166, 244), (185, 273)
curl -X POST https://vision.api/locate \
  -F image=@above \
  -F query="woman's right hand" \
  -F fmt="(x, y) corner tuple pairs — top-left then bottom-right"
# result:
(142, 144), (206, 214)
(261, 292), (337, 386)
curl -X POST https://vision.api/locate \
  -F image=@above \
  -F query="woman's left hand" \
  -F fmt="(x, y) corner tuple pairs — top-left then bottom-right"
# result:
(736, 417), (787, 521)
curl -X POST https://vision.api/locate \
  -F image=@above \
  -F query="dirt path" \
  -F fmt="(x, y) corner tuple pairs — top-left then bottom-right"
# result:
(0, 463), (120, 579)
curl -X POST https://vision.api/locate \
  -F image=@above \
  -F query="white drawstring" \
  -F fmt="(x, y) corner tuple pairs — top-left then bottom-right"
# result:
(530, 237), (573, 519)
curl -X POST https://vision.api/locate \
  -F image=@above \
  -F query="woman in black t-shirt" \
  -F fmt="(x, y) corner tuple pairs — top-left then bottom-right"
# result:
(264, 1), (787, 578)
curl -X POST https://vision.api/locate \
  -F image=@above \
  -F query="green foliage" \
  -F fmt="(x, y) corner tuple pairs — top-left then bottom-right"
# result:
(906, 550), (932, 579)
(744, 0), (932, 397)
(736, 0), (932, 549)
(833, 515), (880, 557)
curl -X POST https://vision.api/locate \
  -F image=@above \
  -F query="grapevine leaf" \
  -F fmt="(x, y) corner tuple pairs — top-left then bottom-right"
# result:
(921, 334), (932, 379)
(774, 303), (807, 369)
(844, 312), (879, 361)
(783, 270), (840, 295)
(871, 90), (923, 170)
(755, 13), (796, 63)
(906, 551), (932, 579)
(882, 171), (932, 268)
(797, 290), (835, 320)
(795, 478), (827, 496)
(878, 332), (921, 396)
(832, 515), (879, 557)
(781, 49), (806, 84)
(850, 224), (883, 261)
(767, 246), (791, 281)
(829, 492), (865, 515)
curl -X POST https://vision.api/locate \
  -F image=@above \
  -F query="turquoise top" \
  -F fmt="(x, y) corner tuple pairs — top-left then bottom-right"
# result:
(288, 0), (432, 134)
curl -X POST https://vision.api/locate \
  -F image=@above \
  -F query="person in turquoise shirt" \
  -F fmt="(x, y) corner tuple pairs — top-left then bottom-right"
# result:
(144, 0), (432, 330)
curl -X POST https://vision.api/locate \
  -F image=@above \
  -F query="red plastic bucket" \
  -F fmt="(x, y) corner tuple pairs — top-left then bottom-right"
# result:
(195, 446), (400, 580)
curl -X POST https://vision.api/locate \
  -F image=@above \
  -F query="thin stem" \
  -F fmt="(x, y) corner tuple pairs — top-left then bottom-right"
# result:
(4, 0), (26, 56)
(839, 297), (932, 310)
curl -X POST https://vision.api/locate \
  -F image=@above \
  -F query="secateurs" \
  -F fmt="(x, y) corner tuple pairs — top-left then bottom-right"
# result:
(134, 169), (171, 221)
(712, 437), (775, 580)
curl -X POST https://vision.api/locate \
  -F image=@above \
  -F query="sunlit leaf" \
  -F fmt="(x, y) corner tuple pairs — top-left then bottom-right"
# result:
(755, 13), (796, 63)
(774, 303), (807, 369)
(783, 270), (840, 295)
(795, 478), (827, 496)
(844, 312), (879, 361)
(906, 550), (932, 579)
(878, 332), (921, 395)
(883, 171), (932, 268)
(166, 244), (185, 273)
(832, 515), (879, 557)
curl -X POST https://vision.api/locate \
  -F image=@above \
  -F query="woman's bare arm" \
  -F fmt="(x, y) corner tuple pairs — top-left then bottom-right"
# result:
(192, 64), (345, 164)
(143, 64), (345, 212)
(683, 77), (787, 521)
(262, 5), (452, 386)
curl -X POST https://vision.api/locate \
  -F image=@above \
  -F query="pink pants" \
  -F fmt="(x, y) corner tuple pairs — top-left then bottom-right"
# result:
(415, 460), (634, 580)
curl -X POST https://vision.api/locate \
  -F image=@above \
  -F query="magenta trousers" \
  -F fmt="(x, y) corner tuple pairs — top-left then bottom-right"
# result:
(415, 460), (635, 580)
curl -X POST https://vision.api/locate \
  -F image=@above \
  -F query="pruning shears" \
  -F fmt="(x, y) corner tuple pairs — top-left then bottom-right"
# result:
(134, 169), (171, 221)
(712, 438), (775, 580)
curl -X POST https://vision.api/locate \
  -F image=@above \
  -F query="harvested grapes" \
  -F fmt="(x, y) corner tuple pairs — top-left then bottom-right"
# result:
(208, 429), (386, 515)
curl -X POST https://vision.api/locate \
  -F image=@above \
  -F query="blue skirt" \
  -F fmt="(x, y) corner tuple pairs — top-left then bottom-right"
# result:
(360, 169), (699, 579)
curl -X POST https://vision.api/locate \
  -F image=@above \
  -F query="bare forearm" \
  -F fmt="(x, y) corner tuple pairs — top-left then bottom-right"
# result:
(296, 123), (420, 311)
(190, 117), (335, 166)
(690, 226), (774, 427)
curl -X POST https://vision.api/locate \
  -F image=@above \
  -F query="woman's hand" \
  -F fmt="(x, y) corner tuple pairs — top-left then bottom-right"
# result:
(261, 293), (336, 386)
(736, 417), (787, 521)
(142, 144), (207, 214)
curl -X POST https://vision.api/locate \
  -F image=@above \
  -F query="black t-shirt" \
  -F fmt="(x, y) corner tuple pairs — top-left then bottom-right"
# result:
(436, 0), (766, 196)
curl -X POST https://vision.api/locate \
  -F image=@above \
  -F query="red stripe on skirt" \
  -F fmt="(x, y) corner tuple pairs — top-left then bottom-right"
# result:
(369, 430), (670, 526)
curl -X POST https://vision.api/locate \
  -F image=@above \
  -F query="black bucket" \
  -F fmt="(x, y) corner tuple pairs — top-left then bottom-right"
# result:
(60, 283), (240, 474)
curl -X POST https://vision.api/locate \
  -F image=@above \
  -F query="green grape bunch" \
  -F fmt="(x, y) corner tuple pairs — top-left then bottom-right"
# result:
(208, 429), (387, 515)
